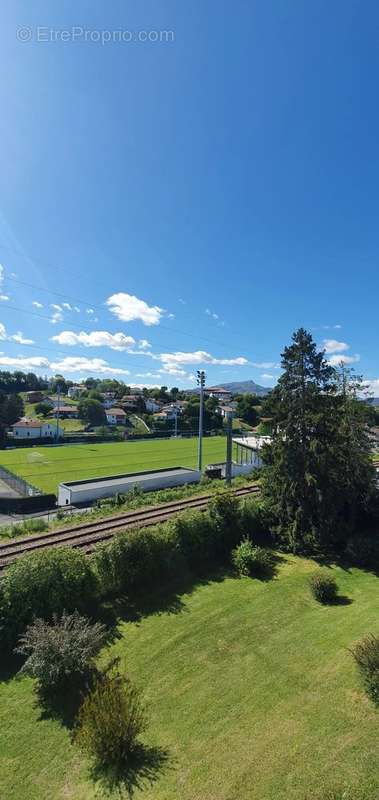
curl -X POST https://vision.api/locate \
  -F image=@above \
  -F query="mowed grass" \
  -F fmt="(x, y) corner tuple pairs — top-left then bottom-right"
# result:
(0, 557), (378, 800)
(0, 437), (228, 494)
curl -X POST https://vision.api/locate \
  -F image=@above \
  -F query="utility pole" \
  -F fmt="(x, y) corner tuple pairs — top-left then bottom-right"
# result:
(197, 370), (206, 472)
(225, 411), (233, 486)
(56, 387), (61, 443)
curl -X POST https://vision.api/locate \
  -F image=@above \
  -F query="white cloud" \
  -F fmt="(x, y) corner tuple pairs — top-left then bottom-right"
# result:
(178, 298), (186, 305)
(62, 302), (72, 311)
(252, 361), (278, 369)
(0, 294), (9, 301)
(362, 378), (379, 396)
(0, 354), (49, 369)
(323, 324), (342, 330)
(11, 332), (34, 345)
(51, 330), (136, 351)
(138, 339), (151, 350)
(32, 301), (43, 309)
(323, 339), (349, 354)
(261, 373), (275, 380)
(205, 308), (219, 320)
(106, 292), (164, 326)
(0, 323), (34, 345)
(327, 354), (360, 366)
(49, 357), (130, 375)
(74, 306), (80, 313)
(159, 350), (248, 368)
(50, 311), (63, 324)
(50, 303), (62, 312)
(86, 308), (94, 314)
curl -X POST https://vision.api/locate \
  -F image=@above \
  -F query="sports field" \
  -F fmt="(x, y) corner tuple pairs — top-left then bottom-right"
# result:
(0, 437), (228, 495)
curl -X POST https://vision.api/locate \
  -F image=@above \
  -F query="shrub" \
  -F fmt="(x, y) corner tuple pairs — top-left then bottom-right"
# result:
(93, 523), (179, 597)
(173, 510), (217, 568)
(308, 570), (338, 604)
(350, 633), (379, 706)
(208, 491), (242, 557)
(74, 664), (147, 767)
(239, 499), (274, 546)
(0, 547), (98, 644)
(16, 611), (107, 692)
(232, 538), (274, 577)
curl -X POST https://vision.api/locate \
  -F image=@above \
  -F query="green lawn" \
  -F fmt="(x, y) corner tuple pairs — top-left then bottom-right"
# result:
(0, 557), (378, 799)
(0, 436), (228, 494)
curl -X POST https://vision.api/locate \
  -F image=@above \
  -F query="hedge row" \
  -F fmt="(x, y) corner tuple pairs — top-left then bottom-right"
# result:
(0, 495), (271, 645)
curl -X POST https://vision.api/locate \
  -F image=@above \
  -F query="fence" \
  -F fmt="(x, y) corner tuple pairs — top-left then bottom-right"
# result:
(0, 465), (41, 496)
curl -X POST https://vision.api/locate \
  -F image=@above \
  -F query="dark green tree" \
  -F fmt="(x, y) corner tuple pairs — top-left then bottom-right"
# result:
(78, 398), (106, 427)
(0, 393), (24, 425)
(261, 328), (377, 554)
(236, 394), (260, 426)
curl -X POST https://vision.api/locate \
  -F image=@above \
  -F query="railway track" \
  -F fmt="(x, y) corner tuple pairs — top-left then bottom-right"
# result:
(0, 484), (260, 572)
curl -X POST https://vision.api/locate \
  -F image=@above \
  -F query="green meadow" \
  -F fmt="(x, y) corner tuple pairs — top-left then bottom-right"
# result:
(0, 556), (378, 800)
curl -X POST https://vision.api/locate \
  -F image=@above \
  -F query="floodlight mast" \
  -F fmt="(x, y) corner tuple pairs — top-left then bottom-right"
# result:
(197, 370), (206, 472)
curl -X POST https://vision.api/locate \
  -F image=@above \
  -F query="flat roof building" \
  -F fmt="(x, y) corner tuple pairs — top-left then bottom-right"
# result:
(58, 466), (201, 506)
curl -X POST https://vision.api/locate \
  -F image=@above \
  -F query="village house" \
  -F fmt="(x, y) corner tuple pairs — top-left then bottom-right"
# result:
(106, 408), (127, 425)
(145, 398), (163, 413)
(11, 418), (63, 439)
(207, 387), (233, 403)
(54, 405), (79, 419)
(216, 403), (237, 419)
(67, 385), (85, 399)
(25, 391), (44, 404)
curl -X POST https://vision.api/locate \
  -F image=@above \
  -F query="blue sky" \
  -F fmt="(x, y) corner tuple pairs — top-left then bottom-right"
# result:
(0, 0), (378, 393)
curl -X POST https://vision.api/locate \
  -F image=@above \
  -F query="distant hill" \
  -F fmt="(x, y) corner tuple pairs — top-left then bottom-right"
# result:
(214, 380), (271, 396)
(367, 397), (379, 406)
(186, 380), (271, 397)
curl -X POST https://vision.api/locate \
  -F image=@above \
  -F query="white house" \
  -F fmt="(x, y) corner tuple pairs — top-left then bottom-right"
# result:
(106, 408), (127, 425)
(216, 404), (237, 419)
(145, 398), (163, 413)
(11, 418), (63, 439)
(207, 387), (232, 403)
(67, 385), (85, 399)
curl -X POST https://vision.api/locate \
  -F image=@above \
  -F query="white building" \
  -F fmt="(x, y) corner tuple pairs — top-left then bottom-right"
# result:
(106, 408), (127, 425)
(68, 385), (85, 399)
(216, 404), (237, 419)
(58, 466), (201, 506)
(11, 419), (63, 439)
(145, 398), (163, 413)
(233, 434), (272, 469)
(207, 387), (232, 403)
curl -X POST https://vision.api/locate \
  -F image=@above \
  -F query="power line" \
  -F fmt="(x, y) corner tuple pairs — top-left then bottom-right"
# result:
(0, 245), (253, 356)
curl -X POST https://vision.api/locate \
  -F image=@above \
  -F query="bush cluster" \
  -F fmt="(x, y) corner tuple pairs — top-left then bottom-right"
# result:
(308, 571), (338, 604)
(232, 538), (274, 578)
(0, 547), (98, 644)
(16, 611), (107, 693)
(74, 662), (147, 767)
(351, 633), (379, 706)
(0, 492), (270, 644)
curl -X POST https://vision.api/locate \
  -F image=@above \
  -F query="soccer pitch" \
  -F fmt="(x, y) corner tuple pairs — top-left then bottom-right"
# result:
(0, 436), (229, 495)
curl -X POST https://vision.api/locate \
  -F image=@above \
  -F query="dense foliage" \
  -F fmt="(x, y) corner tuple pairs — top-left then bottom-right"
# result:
(235, 393), (260, 426)
(0, 547), (98, 643)
(16, 612), (107, 691)
(308, 571), (338, 604)
(78, 397), (107, 427)
(74, 664), (147, 767)
(232, 539), (274, 577)
(351, 634), (379, 706)
(261, 328), (377, 554)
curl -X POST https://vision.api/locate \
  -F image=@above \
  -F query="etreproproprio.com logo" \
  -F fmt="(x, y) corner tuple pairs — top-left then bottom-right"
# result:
(17, 26), (175, 45)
